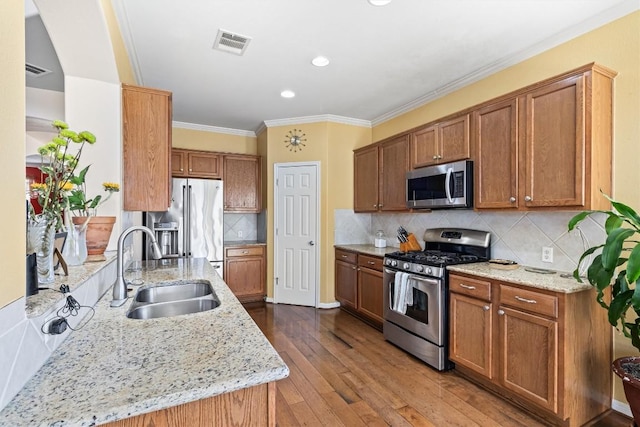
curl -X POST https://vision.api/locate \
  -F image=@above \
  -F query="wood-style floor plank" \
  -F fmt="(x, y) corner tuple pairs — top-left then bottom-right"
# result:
(247, 303), (633, 427)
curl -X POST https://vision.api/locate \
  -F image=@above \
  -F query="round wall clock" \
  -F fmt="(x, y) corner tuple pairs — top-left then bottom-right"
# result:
(284, 129), (307, 152)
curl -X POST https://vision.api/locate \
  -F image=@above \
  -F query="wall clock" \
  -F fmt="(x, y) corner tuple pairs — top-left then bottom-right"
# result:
(284, 129), (307, 152)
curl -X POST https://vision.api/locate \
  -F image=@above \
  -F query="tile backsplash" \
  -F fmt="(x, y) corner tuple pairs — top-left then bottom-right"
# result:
(224, 213), (258, 242)
(335, 209), (606, 274)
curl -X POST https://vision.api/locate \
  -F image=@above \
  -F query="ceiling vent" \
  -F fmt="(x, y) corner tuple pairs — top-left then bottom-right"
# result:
(26, 62), (52, 77)
(212, 29), (252, 56)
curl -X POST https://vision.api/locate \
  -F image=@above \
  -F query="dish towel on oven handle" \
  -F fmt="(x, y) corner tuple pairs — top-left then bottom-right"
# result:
(392, 271), (414, 314)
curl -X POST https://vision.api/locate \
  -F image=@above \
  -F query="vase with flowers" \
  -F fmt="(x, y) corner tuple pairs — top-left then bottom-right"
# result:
(28, 120), (119, 278)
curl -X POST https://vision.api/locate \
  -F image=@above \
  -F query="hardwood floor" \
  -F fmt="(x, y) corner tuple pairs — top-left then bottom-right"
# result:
(246, 303), (633, 427)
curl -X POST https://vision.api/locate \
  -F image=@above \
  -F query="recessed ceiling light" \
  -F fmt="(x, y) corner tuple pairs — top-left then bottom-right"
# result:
(367, 0), (392, 5)
(311, 56), (330, 67)
(281, 90), (296, 99)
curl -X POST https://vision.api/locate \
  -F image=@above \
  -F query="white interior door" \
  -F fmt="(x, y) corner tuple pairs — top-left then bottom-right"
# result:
(274, 162), (319, 307)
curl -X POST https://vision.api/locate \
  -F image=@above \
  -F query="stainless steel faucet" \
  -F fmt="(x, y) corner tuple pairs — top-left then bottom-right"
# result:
(111, 226), (162, 307)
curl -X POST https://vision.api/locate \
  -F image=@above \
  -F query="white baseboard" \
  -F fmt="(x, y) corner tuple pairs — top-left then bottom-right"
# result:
(317, 301), (340, 309)
(612, 399), (632, 417)
(263, 298), (340, 309)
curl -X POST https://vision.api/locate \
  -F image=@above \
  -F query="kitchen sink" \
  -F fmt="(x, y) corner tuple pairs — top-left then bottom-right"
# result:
(126, 280), (220, 320)
(127, 298), (220, 320)
(134, 280), (213, 303)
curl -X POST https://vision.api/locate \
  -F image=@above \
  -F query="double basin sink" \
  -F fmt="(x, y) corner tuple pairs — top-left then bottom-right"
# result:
(126, 279), (220, 320)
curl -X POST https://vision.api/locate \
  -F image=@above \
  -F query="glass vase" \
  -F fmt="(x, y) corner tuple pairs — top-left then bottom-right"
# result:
(63, 223), (88, 266)
(27, 216), (56, 285)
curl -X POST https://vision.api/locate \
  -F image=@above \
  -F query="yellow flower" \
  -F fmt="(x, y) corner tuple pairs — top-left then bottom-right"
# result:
(30, 183), (47, 192)
(102, 182), (120, 192)
(60, 182), (74, 191)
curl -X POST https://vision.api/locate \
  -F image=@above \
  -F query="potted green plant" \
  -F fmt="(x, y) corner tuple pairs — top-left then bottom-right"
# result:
(569, 194), (640, 422)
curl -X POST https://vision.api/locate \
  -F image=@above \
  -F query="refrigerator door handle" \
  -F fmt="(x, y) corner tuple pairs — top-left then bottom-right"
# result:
(183, 184), (189, 257)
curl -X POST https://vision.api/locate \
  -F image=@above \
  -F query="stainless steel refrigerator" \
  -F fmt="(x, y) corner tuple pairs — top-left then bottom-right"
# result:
(145, 178), (224, 276)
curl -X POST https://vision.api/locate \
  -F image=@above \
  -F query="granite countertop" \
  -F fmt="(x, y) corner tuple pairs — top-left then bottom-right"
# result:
(224, 240), (266, 247)
(334, 244), (398, 258)
(0, 258), (289, 427)
(447, 263), (592, 294)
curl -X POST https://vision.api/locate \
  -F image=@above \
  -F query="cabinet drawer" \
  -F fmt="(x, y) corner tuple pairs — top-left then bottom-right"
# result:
(449, 274), (491, 301)
(358, 254), (383, 271)
(226, 246), (265, 258)
(335, 249), (357, 264)
(499, 284), (557, 319)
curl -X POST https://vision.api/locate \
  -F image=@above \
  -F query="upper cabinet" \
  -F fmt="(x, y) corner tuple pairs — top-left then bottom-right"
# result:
(224, 154), (262, 212)
(172, 149), (222, 179)
(410, 113), (470, 169)
(354, 135), (409, 212)
(475, 64), (616, 211)
(122, 84), (172, 211)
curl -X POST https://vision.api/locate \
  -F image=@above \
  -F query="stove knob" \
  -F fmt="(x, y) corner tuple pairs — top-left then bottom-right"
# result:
(426, 267), (433, 275)
(416, 265), (424, 272)
(403, 263), (410, 270)
(390, 260), (397, 267)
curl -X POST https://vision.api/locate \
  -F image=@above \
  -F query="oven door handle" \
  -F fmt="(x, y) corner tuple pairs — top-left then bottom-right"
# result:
(409, 276), (441, 294)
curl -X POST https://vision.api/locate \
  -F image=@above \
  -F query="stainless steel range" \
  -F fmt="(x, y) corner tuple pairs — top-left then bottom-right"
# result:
(383, 228), (491, 371)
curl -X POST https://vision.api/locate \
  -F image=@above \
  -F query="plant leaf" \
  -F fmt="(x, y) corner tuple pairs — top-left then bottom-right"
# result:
(568, 211), (592, 231)
(587, 255), (615, 291)
(602, 228), (635, 270)
(610, 199), (640, 229)
(627, 244), (640, 283)
(608, 289), (633, 327)
(604, 214), (623, 234)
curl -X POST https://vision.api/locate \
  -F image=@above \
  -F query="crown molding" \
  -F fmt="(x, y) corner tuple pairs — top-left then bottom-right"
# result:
(172, 121), (256, 137)
(261, 114), (371, 130)
(371, 0), (640, 126)
(111, 0), (144, 86)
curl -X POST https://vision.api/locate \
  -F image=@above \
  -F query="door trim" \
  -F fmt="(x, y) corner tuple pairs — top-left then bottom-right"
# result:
(273, 161), (321, 307)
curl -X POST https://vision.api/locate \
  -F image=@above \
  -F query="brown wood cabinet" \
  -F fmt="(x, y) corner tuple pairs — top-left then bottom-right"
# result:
(334, 248), (384, 329)
(122, 84), (172, 211)
(410, 113), (470, 168)
(449, 273), (611, 426)
(474, 63), (616, 211)
(105, 382), (276, 427)
(224, 245), (266, 303)
(354, 135), (409, 212)
(172, 148), (222, 179)
(224, 154), (261, 212)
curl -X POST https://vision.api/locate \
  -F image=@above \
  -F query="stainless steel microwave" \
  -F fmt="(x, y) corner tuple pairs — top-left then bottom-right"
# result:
(406, 160), (473, 209)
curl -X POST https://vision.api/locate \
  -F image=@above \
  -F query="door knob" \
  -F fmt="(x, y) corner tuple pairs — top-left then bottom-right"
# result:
(309, 241), (315, 246)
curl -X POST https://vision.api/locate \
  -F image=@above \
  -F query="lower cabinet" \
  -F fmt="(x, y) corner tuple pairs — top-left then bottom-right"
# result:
(224, 245), (266, 303)
(449, 273), (611, 427)
(105, 382), (276, 427)
(334, 249), (383, 329)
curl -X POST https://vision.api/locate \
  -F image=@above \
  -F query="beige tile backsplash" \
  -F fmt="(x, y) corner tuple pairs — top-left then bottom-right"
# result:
(334, 209), (605, 274)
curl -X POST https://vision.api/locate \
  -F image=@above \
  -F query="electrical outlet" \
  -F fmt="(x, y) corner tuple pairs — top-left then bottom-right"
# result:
(238, 230), (243, 238)
(542, 246), (554, 263)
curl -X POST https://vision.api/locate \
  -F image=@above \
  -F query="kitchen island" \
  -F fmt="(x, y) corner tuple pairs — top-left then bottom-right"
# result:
(0, 258), (289, 427)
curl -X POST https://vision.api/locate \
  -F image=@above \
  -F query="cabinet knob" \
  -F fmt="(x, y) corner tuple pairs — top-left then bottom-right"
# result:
(180, 168), (184, 172)
(509, 197), (516, 203)
(352, 266), (357, 270)
(189, 168), (193, 172)
(433, 155), (438, 160)
(379, 204), (383, 208)
(498, 309), (505, 316)
(524, 196), (532, 202)
(373, 204), (378, 208)
(483, 305), (490, 311)
(437, 155), (442, 160)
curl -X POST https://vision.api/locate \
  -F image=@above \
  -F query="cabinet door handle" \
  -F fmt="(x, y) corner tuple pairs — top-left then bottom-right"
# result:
(459, 284), (476, 290)
(514, 296), (537, 304)
(524, 196), (532, 202)
(242, 250), (249, 254)
(368, 261), (375, 265)
(509, 197), (516, 203)
(498, 309), (505, 316)
(483, 305), (490, 311)
(341, 255), (348, 258)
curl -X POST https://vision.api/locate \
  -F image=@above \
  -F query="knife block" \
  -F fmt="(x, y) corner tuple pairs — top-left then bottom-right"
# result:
(400, 233), (421, 252)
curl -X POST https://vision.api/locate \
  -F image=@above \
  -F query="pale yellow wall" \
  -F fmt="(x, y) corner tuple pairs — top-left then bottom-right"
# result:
(374, 11), (640, 405)
(101, 0), (136, 85)
(0, 2), (26, 307)
(172, 127), (258, 154)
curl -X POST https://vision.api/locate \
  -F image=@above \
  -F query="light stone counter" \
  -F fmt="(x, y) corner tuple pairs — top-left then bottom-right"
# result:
(447, 263), (592, 293)
(334, 244), (398, 258)
(0, 258), (289, 427)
